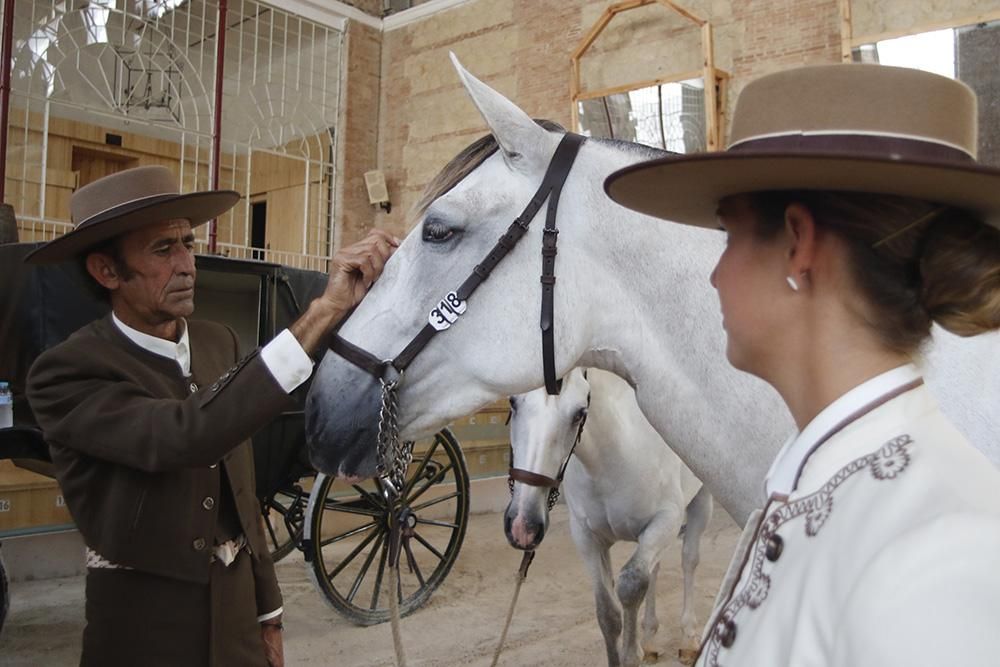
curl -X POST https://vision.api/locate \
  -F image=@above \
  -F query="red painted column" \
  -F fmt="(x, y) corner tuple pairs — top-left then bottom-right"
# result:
(0, 0), (17, 202)
(209, 0), (228, 254)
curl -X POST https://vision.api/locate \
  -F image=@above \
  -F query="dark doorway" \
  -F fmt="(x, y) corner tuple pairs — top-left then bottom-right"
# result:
(251, 200), (267, 260)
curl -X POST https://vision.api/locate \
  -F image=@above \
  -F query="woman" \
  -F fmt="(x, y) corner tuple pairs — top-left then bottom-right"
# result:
(606, 64), (1000, 666)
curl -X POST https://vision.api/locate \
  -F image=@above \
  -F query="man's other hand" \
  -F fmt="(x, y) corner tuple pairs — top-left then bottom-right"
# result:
(261, 622), (284, 667)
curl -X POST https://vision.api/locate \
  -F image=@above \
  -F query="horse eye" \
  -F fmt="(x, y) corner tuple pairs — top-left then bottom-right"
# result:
(574, 407), (588, 423)
(422, 221), (455, 243)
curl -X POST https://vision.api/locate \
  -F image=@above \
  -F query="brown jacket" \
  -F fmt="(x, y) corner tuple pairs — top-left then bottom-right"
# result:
(26, 314), (292, 615)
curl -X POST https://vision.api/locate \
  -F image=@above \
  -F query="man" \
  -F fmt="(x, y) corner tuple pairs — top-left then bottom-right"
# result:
(25, 165), (397, 666)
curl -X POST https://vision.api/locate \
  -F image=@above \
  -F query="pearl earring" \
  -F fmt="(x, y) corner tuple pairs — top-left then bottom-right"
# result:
(786, 275), (800, 292)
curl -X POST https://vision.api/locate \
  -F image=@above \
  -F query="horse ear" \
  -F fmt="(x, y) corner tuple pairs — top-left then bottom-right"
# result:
(450, 52), (550, 169)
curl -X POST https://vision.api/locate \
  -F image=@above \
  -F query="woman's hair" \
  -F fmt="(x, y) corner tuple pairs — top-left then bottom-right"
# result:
(747, 190), (1000, 355)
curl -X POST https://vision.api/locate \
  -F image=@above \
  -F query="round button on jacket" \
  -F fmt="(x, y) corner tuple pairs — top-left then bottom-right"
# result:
(765, 533), (784, 562)
(202, 497), (215, 510)
(717, 619), (737, 648)
(192, 537), (207, 551)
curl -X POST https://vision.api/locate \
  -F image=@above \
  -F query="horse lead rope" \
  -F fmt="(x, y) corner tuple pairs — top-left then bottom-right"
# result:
(490, 550), (536, 667)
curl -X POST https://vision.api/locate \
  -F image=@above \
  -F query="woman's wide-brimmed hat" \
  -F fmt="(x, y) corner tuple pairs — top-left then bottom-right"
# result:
(604, 64), (1000, 230)
(25, 165), (240, 263)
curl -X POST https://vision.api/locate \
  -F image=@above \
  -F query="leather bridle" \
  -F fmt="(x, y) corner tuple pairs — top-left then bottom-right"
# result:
(327, 133), (586, 396)
(507, 387), (591, 511)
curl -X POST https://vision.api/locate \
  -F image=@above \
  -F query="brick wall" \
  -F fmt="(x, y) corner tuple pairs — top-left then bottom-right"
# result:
(335, 21), (383, 246)
(331, 0), (1000, 240)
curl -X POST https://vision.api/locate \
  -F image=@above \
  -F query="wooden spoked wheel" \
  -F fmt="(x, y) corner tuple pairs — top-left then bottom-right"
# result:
(261, 480), (311, 562)
(306, 429), (470, 626)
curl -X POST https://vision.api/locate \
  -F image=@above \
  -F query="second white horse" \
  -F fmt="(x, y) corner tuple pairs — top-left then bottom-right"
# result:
(506, 368), (713, 666)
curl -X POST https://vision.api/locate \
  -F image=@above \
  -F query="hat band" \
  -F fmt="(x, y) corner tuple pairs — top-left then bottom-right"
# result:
(727, 133), (974, 164)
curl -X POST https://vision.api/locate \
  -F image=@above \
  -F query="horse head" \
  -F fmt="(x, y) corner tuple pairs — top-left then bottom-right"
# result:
(505, 368), (591, 550)
(306, 56), (610, 479)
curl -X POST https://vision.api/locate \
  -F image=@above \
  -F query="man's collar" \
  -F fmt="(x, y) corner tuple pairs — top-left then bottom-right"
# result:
(111, 312), (191, 376)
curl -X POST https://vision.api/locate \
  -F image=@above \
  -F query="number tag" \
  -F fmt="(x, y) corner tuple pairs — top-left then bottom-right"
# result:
(428, 291), (468, 331)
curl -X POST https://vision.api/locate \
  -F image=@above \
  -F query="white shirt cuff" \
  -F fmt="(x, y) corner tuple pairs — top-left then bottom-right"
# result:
(260, 329), (314, 393)
(257, 607), (283, 623)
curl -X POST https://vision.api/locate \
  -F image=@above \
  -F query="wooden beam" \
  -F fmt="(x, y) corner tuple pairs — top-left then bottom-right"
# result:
(658, 0), (705, 26)
(575, 69), (704, 101)
(569, 0), (720, 149)
(610, 0), (655, 14)
(849, 9), (1000, 48)
(839, 0), (853, 62)
(571, 7), (615, 60)
(717, 73), (729, 147)
(702, 23), (719, 151)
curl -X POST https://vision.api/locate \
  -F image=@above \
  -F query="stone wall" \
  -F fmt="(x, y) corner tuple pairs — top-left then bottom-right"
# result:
(332, 0), (1000, 239)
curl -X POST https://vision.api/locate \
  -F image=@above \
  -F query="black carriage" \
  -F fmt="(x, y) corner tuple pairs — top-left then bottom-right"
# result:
(0, 242), (470, 631)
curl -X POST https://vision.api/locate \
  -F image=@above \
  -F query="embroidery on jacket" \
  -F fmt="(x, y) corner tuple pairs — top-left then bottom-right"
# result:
(701, 435), (912, 667)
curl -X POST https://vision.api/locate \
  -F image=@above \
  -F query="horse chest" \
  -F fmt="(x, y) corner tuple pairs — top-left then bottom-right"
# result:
(565, 473), (666, 543)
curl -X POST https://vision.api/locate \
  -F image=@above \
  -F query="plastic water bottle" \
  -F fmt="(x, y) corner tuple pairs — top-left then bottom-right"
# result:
(0, 382), (12, 428)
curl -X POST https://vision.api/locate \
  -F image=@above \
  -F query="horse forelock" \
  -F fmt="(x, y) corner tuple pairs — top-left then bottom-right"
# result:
(414, 119), (566, 216)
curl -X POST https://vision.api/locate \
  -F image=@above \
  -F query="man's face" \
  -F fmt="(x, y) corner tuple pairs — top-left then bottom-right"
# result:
(106, 219), (197, 330)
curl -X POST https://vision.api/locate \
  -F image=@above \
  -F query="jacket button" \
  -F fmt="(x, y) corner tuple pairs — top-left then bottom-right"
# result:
(717, 619), (737, 648)
(192, 537), (206, 551)
(189, 382), (198, 393)
(202, 497), (215, 510)
(766, 534), (784, 562)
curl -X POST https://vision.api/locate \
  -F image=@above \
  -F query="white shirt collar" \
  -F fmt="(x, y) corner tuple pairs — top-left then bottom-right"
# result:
(112, 312), (191, 377)
(764, 363), (922, 500)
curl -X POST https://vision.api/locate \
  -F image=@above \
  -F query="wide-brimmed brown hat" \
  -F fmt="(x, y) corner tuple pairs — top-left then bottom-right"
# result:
(25, 165), (240, 263)
(604, 64), (1000, 230)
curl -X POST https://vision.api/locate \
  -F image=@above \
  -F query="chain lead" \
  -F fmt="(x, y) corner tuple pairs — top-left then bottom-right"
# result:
(377, 375), (415, 502)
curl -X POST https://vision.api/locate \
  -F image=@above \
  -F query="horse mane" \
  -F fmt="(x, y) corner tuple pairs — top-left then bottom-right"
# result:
(414, 119), (566, 215)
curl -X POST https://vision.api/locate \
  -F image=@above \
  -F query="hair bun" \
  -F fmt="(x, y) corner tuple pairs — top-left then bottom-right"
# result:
(919, 214), (1000, 337)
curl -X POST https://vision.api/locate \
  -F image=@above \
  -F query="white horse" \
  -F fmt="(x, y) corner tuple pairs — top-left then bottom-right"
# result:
(305, 57), (1000, 526)
(506, 368), (712, 666)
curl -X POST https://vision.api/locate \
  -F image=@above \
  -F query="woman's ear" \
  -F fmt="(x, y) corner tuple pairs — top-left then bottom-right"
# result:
(783, 203), (818, 284)
(86, 252), (121, 291)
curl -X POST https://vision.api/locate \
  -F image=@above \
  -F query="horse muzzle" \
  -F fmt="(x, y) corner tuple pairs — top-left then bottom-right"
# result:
(305, 352), (383, 479)
(503, 501), (547, 550)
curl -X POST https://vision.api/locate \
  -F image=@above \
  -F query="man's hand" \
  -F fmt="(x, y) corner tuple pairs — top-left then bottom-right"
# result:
(289, 229), (400, 357)
(261, 622), (284, 667)
(321, 229), (400, 315)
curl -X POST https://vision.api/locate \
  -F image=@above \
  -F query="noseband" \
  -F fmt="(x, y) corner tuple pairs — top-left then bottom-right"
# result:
(507, 389), (591, 511)
(327, 132), (586, 397)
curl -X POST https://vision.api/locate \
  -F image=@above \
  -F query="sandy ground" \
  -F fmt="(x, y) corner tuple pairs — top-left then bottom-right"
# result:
(0, 507), (740, 667)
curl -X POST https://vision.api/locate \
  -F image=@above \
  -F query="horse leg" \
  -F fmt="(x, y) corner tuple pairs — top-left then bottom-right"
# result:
(678, 486), (713, 665)
(640, 561), (661, 661)
(618, 509), (678, 667)
(571, 519), (622, 667)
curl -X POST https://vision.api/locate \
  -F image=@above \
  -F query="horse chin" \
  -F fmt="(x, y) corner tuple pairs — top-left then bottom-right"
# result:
(304, 356), (382, 479)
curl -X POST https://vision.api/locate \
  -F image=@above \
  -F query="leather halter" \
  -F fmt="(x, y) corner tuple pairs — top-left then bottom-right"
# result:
(507, 389), (591, 510)
(327, 133), (586, 396)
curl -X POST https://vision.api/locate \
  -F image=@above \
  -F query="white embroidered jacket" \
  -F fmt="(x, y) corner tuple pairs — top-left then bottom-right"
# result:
(695, 383), (1000, 667)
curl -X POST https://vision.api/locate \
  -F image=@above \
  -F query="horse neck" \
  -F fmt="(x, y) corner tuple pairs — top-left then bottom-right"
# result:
(570, 155), (791, 524)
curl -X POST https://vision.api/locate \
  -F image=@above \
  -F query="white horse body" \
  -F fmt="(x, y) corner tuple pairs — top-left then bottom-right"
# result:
(306, 57), (1000, 527)
(507, 368), (713, 666)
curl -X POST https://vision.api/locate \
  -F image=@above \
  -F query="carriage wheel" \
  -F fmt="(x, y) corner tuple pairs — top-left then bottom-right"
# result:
(262, 480), (311, 562)
(306, 428), (470, 626)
